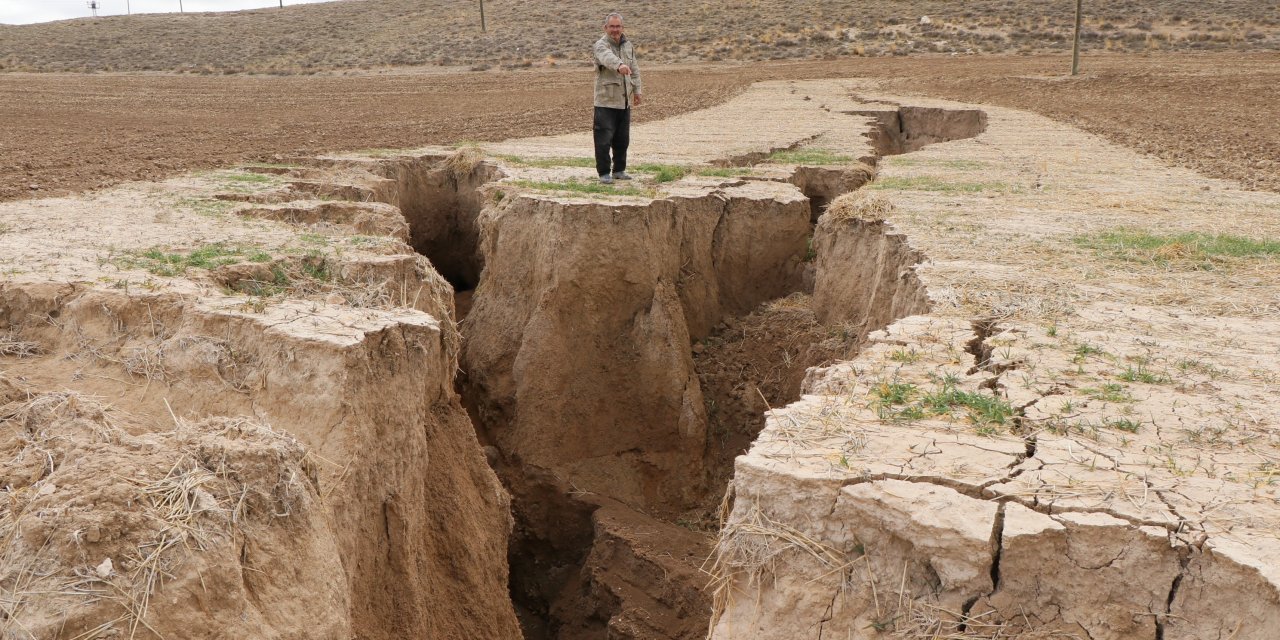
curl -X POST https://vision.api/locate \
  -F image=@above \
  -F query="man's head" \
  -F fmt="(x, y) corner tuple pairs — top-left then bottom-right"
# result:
(603, 12), (624, 43)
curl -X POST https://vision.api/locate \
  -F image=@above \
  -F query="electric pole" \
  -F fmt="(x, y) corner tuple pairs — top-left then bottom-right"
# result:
(480, 0), (486, 32)
(1071, 0), (1083, 75)
(179, 1), (184, 13)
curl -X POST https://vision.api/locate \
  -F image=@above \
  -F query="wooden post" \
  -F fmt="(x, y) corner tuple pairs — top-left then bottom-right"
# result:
(1071, 0), (1083, 75)
(480, 0), (487, 32)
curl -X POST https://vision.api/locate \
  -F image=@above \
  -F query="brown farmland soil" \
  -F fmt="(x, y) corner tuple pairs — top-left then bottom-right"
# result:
(1, 52), (1277, 203)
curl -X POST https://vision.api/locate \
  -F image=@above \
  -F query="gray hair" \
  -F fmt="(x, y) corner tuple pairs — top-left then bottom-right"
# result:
(603, 12), (624, 26)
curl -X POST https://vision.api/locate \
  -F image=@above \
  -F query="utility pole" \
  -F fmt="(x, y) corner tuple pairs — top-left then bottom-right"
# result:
(126, 0), (131, 15)
(480, 0), (486, 32)
(1071, 0), (1083, 75)
(179, 0), (184, 13)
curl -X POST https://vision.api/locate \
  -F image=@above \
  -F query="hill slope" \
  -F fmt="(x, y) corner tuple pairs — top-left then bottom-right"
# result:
(1, 0), (1277, 74)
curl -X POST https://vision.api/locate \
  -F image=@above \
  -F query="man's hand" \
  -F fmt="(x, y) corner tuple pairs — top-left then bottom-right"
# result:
(617, 64), (632, 76)
(633, 94), (643, 106)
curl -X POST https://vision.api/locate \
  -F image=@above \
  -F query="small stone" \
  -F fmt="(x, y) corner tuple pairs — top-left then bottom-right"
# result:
(692, 343), (705, 355)
(96, 557), (113, 579)
(28, 184), (39, 190)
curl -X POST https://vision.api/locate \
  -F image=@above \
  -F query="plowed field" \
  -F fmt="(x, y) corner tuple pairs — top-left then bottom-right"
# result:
(2, 52), (1277, 201)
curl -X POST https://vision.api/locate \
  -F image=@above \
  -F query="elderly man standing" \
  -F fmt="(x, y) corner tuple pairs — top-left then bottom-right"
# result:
(593, 12), (643, 184)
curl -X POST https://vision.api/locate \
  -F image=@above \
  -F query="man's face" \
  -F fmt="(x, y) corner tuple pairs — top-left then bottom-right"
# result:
(605, 17), (624, 43)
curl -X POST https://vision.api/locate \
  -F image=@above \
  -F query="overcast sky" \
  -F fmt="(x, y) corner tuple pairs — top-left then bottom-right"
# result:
(0, 0), (336, 25)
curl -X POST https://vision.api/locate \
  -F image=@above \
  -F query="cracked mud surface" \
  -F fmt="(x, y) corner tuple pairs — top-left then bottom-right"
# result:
(708, 88), (1280, 640)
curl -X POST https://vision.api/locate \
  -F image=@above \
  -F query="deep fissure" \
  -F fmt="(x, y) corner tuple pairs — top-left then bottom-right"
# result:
(376, 105), (985, 638)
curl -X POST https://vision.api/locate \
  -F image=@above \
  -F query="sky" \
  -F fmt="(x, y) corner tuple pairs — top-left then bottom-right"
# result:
(0, 0), (336, 25)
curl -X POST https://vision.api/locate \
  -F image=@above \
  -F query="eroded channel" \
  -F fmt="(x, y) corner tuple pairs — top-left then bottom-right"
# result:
(359, 104), (983, 638)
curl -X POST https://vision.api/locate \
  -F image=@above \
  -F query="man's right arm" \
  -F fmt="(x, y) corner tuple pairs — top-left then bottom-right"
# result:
(593, 39), (625, 71)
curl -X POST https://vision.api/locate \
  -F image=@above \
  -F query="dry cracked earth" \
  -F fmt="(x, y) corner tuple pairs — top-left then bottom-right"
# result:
(2, 51), (1279, 640)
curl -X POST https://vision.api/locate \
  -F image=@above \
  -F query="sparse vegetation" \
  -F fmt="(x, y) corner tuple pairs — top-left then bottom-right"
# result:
(0, 0), (1275, 74)
(873, 377), (1015, 430)
(1076, 228), (1280, 269)
(870, 176), (1014, 193)
(695, 167), (755, 178)
(115, 243), (272, 277)
(1117, 363), (1172, 384)
(632, 163), (690, 183)
(511, 178), (654, 198)
(767, 148), (855, 165)
(175, 197), (237, 218)
(494, 155), (596, 169)
(1084, 383), (1133, 403)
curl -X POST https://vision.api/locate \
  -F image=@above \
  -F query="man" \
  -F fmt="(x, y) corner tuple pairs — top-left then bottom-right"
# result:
(593, 12), (643, 184)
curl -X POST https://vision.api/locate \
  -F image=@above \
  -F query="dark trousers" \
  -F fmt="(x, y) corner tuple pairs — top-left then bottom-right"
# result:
(593, 106), (630, 177)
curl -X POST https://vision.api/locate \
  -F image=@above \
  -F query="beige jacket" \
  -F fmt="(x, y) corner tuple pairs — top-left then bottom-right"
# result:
(593, 35), (642, 109)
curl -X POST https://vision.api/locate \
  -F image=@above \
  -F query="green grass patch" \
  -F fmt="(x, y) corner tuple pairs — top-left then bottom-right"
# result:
(870, 176), (1013, 193)
(1072, 342), (1106, 363)
(1075, 228), (1280, 269)
(873, 380), (918, 406)
(175, 197), (237, 217)
(875, 378), (1015, 430)
(1104, 416), (1142, 433)
(1117, 364), (1172, 385)
(1175, 358), (1228, 379)
(117, 243), (271, 277)
(766, 148), (856, 165)
(919, 384), (1016, 427)
(695, 167), (754, 178)
(889, 348), (921, 363)
(1084, 383), (1133, 403)
(511, 178), (653, 198)
(632, 163), (690, 183)
(888, 158), (989, 170)
(494, 155), (596, 169)
(218, 172), (276, 184)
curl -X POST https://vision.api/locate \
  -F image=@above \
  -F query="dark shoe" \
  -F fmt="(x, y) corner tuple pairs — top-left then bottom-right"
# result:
(599, 174), (614, 184)
(612, 172), (633, 181)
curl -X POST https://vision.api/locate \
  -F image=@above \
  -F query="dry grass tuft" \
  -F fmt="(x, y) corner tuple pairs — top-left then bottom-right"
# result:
(825, 190), (895, 223)
(0, 334), (42, 358)
(705, 500), (860, 636)
(442, 146), (486, 180)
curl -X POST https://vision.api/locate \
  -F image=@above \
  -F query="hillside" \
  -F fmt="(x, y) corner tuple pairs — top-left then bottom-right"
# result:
(1, 0), (1277, 74)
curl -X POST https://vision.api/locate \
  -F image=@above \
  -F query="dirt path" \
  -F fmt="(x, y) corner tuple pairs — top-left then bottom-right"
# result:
(2, 52), (1277, 203)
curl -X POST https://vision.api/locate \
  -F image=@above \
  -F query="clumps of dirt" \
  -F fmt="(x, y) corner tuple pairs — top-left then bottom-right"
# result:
(0, 379), (347, 640)
(689, 293), (863, 526)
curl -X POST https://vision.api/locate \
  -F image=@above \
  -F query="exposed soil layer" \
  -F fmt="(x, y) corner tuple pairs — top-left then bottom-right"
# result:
(3, 53), (1278, 203)
(689, 294), (862, 527)
(0, 279), (520, 639)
